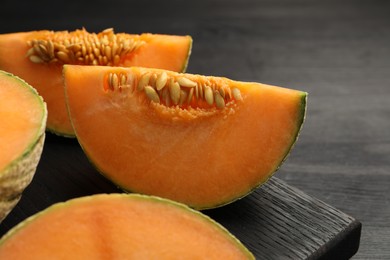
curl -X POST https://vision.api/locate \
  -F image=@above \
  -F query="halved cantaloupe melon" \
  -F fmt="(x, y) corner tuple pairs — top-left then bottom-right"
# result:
(64, 65), (307, 209)
(0, 28), (192, 136)
(0, 70), (47, 222)
(0, 194), (254, 259)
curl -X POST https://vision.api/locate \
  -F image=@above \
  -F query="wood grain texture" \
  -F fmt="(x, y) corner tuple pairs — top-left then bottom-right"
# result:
(1, 0), (389, 258)
(206, 178), (361, 259)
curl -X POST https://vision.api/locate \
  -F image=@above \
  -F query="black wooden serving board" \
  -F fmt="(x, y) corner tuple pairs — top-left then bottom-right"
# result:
(0, 133), (361, 259)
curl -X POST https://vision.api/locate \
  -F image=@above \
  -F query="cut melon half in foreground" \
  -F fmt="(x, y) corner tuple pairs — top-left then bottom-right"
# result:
(0, 194), (254, 259)
(64, 65), (307, 209)
(0, 28), (192, 136)
(0, 70), (47, 222)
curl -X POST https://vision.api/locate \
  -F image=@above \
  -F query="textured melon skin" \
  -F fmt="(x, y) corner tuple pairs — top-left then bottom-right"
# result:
(0, 194), (254, 259)
(0, 134), (45, 222)
(0, 71), (47, 223)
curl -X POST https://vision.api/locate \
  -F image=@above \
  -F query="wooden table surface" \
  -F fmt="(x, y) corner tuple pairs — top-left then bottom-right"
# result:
(1, 0), (389, 259)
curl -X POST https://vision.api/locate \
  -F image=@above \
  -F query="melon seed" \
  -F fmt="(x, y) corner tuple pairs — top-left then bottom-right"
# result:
(204, 86), (214, 105)
(149, 73), (157, 88)
(113, 55), (121, 65)
(214, 92), (225, 109)
(111, 73), (119, 90)
(144, 86), (160, 103)
(199, 83), (204, 99)
(195, 84), (199, 99)
(47, 40), (54, 58)
(156, 72), (168, 91)
(219, 88), (225, 99)
(161, 88), (171, 106)
(137, 73), (151, 91)
(232, 88), (242, 101)
(29, 55), (43, 64)
(57, 51), (71, 63)
(105, 46), (112, 61)
(179, 90), (188, 106)
(187, 88), (194, 104)
(169, 79), (181, 105)
(177, 77), (197, 88)
(120, 73), (127, 86)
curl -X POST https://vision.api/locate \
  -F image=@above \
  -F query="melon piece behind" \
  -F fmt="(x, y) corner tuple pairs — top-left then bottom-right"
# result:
(0, 28), (192, 136)
(0, 194), (254, 259)
(0, 70), (47, 222)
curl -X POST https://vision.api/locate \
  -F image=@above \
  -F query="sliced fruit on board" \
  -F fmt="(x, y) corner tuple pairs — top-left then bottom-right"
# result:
(64, 65), (307, 209)
(0, 70), (47, 223)
(0, 28), (192, 137)
(0, 194), (254, 259)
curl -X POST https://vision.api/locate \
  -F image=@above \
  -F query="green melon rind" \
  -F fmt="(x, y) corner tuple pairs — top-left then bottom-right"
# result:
(45, 125), (75, 138)
(0, 193), (255, 259)
(0, 134), (45, 222)
(0, 70), (47, 222)
(180, 36), (193, 73)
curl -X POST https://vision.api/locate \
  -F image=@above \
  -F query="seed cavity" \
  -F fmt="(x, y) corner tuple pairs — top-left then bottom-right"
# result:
(106, 72), (129, 91)
(106, 70), (243, 110)
(26, 28), (145, 66)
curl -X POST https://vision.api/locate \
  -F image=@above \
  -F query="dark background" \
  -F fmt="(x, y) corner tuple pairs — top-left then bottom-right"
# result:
(1, 0), (390, 259)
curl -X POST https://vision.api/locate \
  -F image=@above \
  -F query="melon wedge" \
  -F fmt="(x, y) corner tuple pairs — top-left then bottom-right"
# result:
(0, 28), (192, 137)
(0, 194), (254, 259)
(0, 70), (47, 222)
(64, 65), (307, 209)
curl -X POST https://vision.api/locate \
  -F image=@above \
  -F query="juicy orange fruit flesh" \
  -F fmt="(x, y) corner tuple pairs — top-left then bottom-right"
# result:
(0, 194), (252, 259)
(0, 72), (45, 171)
(64, 65), (306, 209)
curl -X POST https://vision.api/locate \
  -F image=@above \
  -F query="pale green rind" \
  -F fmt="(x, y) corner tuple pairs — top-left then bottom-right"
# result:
(45, 126), (75, 138)
(0, 193), (254, 259)
(180, 36), (193, 73)
(0, 134), (45, 222)
(0, 70), (47, 222)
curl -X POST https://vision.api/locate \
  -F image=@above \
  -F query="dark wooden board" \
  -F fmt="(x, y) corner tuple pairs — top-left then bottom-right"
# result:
(0, 134), (361, 259)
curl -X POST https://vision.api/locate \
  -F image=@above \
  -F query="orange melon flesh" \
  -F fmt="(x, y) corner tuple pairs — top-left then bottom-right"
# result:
(0, 29), (192, 136)
(0, 71), (46, 172)
(64, 65), (307, 209)
(0, 194), (254, 259)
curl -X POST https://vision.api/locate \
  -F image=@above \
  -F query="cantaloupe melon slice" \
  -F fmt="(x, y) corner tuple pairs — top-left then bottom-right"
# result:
(64, 65), (307, 209)
(0, 194), (254, 259)
(0, 28), (192, 137)
(0, 70), (47, 222)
